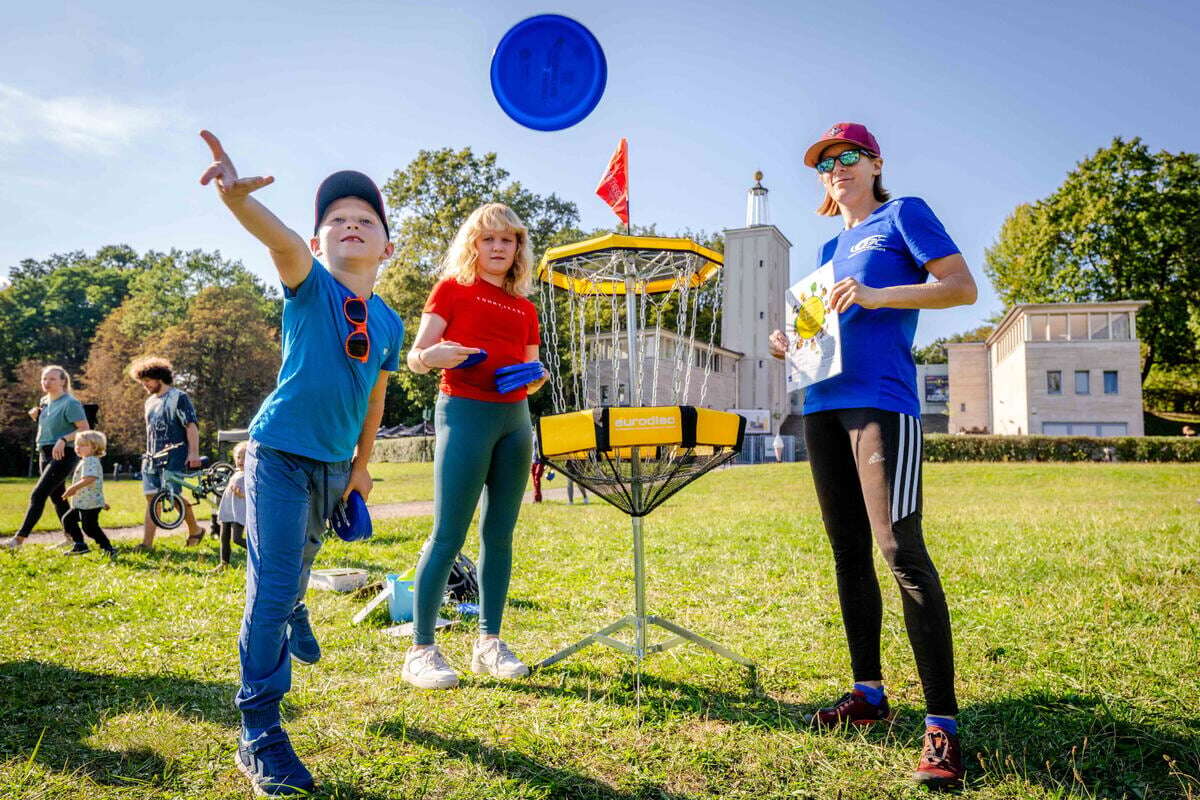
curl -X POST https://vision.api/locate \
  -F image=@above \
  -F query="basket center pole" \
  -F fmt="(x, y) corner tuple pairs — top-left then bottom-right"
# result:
(623, 260), (648, 673)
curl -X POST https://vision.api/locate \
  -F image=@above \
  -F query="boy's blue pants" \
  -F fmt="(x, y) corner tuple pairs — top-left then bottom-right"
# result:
(236, 440), (350, 729)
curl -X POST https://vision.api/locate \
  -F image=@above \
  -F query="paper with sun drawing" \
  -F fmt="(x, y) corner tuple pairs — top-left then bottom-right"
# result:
(786, 262), (842, 389)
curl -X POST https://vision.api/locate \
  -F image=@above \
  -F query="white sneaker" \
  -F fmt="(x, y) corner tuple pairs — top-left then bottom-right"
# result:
(471, 638), (530, 679)
(401, 646), (459, 689)
(1, 536), (23, 550)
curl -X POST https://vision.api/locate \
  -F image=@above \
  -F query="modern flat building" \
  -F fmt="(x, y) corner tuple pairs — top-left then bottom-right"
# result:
(947, 301), (1149, 436)
(588, 329), (741, 412)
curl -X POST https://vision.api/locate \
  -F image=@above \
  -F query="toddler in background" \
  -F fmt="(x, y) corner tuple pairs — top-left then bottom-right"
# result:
(62, 430), (116, 561)
(216, 441), (248, 568)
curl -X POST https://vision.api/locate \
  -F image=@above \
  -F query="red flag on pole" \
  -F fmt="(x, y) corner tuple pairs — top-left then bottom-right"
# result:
(595, 138), (629, 226)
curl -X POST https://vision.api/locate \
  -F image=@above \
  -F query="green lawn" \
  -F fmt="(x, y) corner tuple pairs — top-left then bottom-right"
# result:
(1, 462), (1197, 799)
(0, 462), (436, 534)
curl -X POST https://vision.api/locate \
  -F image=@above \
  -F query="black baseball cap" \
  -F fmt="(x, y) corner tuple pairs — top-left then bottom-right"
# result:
(314, 170), (390, 239)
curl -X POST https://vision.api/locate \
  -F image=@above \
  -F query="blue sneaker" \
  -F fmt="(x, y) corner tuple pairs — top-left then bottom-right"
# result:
(287, 604), (320, 665)
(235, 726), (314, 796)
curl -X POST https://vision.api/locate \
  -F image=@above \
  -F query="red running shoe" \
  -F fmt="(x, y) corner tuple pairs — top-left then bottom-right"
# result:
(913, 725), (965, 790)
(805, 689), (894, 728)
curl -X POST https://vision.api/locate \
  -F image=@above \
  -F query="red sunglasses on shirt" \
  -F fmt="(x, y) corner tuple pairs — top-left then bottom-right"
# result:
(343, 296), (369, 362)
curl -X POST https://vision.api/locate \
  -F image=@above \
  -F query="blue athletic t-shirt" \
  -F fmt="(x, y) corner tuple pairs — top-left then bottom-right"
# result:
(250, 260), (404, 462)
(803, 197), (959, 418)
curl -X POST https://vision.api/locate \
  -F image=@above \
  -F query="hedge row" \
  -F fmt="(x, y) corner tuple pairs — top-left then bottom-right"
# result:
(924, 434), (1200, 463)
(370, 433), (1200, 464)
(370, 436), (435, 463)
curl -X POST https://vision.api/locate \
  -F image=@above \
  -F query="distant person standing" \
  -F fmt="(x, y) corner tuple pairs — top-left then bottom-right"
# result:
(566, 478), (589, 505)
(216, 442), (249, 569)
(2, 365), (91, 550)
(129, 357), (204, 549)
(772, 432), (785, 462)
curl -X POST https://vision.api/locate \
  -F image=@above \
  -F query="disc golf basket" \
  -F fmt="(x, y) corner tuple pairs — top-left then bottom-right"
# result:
(535, 233), (753, 676)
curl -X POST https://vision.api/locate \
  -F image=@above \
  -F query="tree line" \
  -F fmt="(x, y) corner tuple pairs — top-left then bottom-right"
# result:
(916, 137), (1199, 414)
(4, 138), (1196, 473)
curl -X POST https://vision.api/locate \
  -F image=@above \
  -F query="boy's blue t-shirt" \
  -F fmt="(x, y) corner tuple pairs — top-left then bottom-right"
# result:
(803, 197), (959, 418)
(250, 259), (404, 463)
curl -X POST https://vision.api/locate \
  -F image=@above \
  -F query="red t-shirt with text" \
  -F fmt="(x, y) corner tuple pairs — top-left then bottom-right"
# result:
(423, 277), (541, 403)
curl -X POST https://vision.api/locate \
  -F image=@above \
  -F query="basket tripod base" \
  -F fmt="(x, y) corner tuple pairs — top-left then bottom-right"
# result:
(535, 613), (755, 672)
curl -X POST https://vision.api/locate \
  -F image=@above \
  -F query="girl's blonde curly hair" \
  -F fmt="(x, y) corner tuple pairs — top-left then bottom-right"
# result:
(440, 203), (534, 297)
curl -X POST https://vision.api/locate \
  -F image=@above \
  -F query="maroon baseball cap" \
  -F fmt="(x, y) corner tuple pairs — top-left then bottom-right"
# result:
(803, 122), (881, 167)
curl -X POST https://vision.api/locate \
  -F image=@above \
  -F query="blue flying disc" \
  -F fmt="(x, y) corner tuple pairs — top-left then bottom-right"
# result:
(329, 490), (372, 542)
(490, 14), (607, 131)
(452, 349), (488, 369)
(495, 361), (545, 394)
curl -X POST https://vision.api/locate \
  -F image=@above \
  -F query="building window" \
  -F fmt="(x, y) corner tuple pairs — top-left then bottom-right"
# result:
(1069, 314), (1088, 340)
(618, 384), (627, 403)
(1047, 371), (1062, 395)
(600, 385), (610, 404)
(758, 260), (764, 268)
(758, 360), (764, 368)
(712, 355), (721, 372)
(1104, 370), (1118, 394)
(759, 311), (764, 319)
(1111, 313), (1131, 340)
(1089, 313), (1110, 339)
(1027, 314), (1045, 341)
(1075, 370), (1090, 395)
(1044, 422), (1128, 437)
(960, 403), (966, 412)
(1048, 315), (1068, 341)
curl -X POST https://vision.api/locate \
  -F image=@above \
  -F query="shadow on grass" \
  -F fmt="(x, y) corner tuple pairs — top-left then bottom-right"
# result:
(377, 722), (696, 800)
(0, 660), (238, 788)
(506, 665), (800, 728)
(963, 692), (1199, 798)
(506, 667), (1200, 797)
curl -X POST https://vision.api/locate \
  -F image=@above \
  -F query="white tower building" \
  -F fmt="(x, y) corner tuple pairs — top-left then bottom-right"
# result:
(721, 172), (791, 432)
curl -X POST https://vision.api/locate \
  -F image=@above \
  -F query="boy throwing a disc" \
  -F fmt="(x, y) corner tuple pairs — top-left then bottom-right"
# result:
(200, 130), (404, 796)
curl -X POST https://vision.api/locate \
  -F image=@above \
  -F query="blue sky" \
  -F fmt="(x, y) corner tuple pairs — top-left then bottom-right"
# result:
(2, 0), (1196, 345)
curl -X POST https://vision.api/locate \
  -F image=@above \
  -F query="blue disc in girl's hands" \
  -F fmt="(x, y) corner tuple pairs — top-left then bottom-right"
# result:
(453, 349), (488, 369)
(490, 14), (607, 131)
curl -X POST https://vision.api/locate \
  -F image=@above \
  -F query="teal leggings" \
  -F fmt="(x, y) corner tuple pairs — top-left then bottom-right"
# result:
(413, 393), (532, 645)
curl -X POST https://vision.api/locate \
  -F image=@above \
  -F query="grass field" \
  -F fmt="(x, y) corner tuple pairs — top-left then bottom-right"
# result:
(1, 462), (1197, 799)
(0, 462), (437, 533)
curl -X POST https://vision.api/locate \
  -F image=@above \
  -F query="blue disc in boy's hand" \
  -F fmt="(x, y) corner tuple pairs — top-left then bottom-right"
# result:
(453, 349), (488, 369)
(330, 490), (372, 542)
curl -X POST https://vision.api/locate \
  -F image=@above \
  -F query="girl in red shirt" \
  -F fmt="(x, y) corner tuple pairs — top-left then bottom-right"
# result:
(402, 202), (545, 689)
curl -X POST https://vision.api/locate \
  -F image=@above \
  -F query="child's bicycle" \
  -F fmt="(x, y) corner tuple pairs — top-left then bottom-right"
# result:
(144, 442), (235, 530)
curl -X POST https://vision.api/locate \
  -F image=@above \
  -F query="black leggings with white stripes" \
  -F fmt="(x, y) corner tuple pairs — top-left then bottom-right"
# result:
(804, 407), (957, 716)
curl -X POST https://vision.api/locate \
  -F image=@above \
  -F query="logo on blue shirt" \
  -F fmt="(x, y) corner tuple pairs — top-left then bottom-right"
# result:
(849, 234), (887, 257)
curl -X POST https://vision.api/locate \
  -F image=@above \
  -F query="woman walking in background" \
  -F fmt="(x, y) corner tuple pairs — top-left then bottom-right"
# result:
(2, 365), (91, 550)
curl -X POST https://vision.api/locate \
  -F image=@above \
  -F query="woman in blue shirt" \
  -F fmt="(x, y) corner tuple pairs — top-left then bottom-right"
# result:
(2, 365), (92, 550)
(769, 123), (977, 790)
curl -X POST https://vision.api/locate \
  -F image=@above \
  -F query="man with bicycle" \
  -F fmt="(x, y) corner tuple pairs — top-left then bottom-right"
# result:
(130, 356), (204, 549)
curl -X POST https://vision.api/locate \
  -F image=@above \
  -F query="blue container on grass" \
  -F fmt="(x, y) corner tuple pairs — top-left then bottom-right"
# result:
(387, 574), (415, 623)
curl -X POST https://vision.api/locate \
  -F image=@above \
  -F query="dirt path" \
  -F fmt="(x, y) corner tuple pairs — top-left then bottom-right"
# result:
(21, 486), (584, 546)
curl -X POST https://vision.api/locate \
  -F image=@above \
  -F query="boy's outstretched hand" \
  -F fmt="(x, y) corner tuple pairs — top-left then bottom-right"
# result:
(199, 130), (274, 201)
(197, 129), (310, 287)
